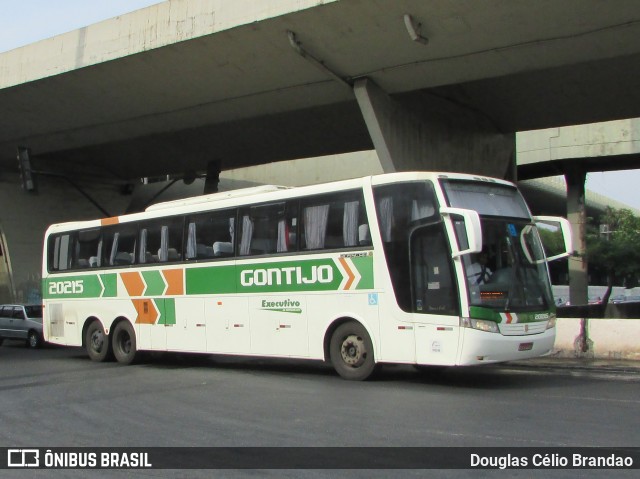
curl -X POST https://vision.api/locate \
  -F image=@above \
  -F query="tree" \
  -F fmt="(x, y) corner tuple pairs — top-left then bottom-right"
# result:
(587, 207), (640, 307)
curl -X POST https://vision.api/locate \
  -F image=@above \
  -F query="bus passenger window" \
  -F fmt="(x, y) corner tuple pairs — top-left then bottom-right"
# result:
(239, 203), (290, 256)
(300, 190), (368, 251)
(138, 217), (183, 264)
(103, 225), (137, 266)
(186, 209), (236, 260)
(48, 233), (74, 272)
(72, 228), (101, 269)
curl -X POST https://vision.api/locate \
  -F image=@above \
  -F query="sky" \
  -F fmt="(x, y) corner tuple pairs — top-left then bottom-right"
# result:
(0, 1), (163, 54)
(1, 1), (639, 210)
(585, 170), (640, 210)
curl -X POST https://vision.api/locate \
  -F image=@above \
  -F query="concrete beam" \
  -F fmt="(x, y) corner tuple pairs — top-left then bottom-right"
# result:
(517, 118), (640, 180)
(354, 78), (516, 179)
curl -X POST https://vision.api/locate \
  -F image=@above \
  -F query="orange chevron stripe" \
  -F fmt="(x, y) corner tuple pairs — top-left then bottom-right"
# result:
(132, 299), (159, 324)
(100, 217), (120, 226)
(121, 272), (145, 297)
(162, 269), (184, 295)
(339, 257), (356, 290)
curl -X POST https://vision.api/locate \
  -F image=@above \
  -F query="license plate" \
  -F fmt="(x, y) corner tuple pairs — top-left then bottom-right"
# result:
(518, 342), (533, 351)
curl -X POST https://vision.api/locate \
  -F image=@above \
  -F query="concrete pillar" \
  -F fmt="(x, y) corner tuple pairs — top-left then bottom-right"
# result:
(203, 160), (222, 195)
(353, 78), (516, 180)
(565, 165), (591, 354)
(565, 166), (589, 306)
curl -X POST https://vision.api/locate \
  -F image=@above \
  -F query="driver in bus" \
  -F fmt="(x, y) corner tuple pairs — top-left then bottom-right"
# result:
(467, 250), (493, 285)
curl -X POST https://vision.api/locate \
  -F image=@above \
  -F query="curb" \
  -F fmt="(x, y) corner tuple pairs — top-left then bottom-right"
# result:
(506, 357), (640, 374)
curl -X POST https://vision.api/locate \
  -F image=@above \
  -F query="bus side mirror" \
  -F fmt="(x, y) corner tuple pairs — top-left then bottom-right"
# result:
(440, 207), (482, 257)
(533, 216), (573, 262)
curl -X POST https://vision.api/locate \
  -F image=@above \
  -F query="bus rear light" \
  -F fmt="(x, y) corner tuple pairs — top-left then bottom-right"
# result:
(546, 317), (556, 329)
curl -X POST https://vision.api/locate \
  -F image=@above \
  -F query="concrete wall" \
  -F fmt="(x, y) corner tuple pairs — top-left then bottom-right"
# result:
(554, 318), (640, 360)
(0, 175), (130, 303)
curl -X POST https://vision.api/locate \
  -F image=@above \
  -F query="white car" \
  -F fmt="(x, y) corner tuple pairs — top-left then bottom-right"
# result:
(0, 304), (43, 348)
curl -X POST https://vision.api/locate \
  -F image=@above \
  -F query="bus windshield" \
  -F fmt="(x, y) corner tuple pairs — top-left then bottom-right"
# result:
(441, 179), (553, 312)
(461, 219), (553, 312)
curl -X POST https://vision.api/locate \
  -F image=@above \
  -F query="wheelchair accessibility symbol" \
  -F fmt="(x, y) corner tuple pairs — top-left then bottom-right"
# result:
(368, 293), (378, 306)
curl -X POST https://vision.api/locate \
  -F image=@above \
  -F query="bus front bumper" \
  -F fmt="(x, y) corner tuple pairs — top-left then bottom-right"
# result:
(457, 326), (556, 365)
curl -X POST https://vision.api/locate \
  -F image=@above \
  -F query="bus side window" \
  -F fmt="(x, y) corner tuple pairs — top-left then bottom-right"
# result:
(186, 209), (237, 260)
(301, 203), (329, 250)
(300, 190), (368, 251)
(72, 228), (101, 270)
(48, 233), (74, 271)
(278, 201), (298, 253)
(138, 217), (183, 264)
(159, 224), (182, 263)
(239, 203), (291, 256)
(103, 224), (137, 266)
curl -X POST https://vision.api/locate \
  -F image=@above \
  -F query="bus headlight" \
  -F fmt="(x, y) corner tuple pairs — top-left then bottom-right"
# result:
(460, 317), (499, 333)
(546, 316), (556, 329)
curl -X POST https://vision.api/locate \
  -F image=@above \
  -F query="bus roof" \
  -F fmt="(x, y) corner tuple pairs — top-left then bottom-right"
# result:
(145, 185), (289, 212)
(44, 171), (516, 234)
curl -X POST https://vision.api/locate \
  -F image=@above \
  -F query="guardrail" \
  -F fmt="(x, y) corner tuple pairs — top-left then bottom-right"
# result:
(557, 302), (640, 319)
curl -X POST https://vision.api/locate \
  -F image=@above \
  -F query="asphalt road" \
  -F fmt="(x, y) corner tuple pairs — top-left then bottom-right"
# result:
(1, 341), (638, 478)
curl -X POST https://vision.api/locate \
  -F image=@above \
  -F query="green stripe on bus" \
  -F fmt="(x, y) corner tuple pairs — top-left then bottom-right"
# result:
(469, 306), (500, 322)
(43, 275), (102, 299)
(351, 255), (374, 289)
(155, 298), (176, 325)
(142, 270), (165, 296)
(44, 255), (375, 299)
(469, 306), (554, 323)
(100, 274), (117, 297)
(186, 265), (237, 295)
(236, 259), (342, 293)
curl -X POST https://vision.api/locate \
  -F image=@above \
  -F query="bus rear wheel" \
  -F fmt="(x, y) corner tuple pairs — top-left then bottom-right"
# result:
(85, 321), (110, 362)
(329, 321), (376, 381)
(112, 321), (137, 365)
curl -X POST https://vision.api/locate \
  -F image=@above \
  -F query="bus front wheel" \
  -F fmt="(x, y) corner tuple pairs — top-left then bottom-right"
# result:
(329, 321), (376, 381)
(112, 321), (137, 365)
(85, 321), (110, 362)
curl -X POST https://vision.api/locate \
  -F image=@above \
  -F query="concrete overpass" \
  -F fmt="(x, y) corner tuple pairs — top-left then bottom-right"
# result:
(2, 0), (640, 181)
(2, 0), (640, 303)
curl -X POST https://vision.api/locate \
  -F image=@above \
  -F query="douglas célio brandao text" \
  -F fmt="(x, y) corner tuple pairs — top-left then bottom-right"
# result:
(470, 452), (634, 469)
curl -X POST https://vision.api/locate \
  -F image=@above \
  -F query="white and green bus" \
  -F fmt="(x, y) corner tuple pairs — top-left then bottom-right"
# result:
(42, 172), (571, 380)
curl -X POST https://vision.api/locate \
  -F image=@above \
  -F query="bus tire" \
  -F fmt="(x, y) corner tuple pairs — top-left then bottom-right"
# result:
(329, 321), (376, 381)
(85, 320), (110, 362)
(112, 321), (137, 365)
(27, 330), (41, 349)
